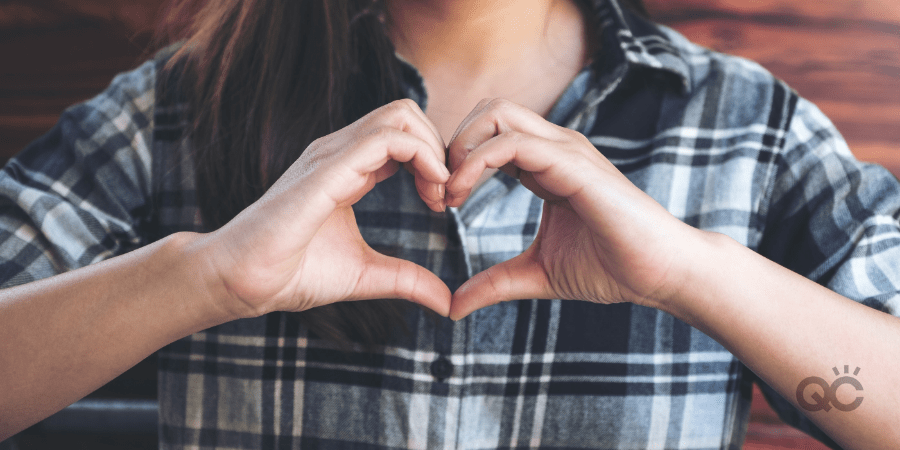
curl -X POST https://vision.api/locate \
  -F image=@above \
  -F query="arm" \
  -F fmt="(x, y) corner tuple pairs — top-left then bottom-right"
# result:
(659, 225), (900, 450)
(446, 98), (900, 450)
(656, 99), (900, 449)
(0, 99), (452, 439)
(0, 231), (230, 439)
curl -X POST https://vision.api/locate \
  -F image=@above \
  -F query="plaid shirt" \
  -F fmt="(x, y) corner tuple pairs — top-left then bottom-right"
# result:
(3, 0), (899, 448)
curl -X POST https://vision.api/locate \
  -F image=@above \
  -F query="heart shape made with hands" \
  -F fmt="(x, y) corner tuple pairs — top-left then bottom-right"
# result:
(378, 99), (685, 321)
(421, 101), (594, 321)
(218, 98), (684, 324)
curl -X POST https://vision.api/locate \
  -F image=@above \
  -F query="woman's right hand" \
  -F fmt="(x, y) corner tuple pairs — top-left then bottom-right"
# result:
(199, 99), (452, 319)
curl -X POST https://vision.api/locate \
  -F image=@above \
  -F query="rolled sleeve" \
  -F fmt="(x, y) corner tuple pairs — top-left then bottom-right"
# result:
(758, 97), (900, 317)
(0, 61), (156, 287)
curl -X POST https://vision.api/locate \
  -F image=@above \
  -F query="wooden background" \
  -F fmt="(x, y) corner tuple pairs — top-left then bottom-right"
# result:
(2, 0), (898, 449)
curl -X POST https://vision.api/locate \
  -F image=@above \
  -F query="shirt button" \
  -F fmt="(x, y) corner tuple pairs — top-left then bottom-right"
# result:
(430, 356), (454, 382)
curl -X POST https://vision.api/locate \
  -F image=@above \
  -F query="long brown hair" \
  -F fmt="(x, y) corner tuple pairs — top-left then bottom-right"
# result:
(157, 0), (649, 345)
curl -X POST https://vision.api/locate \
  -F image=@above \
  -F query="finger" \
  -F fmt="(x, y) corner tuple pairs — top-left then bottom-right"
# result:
(375, 131), (449, 212)
(356, 250), (452, 317)
(370, 161), (447, 212)
(446, 99), (561, 173)
(449, 251), (552, 321)
(445, 132), (571, 207)
(389, 101), (447, 212)
(446, 98), (495, 173)
(416, 173), (446, 212)
(446, 98), (492, 169)
(352, 128), (450, 184)
(361, 100), (446, 194)
(403, 160), (446, 212)
(379, 99), (446, 168)
(373, 160), (400, 184)
(299, 129), (449, 223)
(497, 162), (521, 181)
(401, 99), (446, 151)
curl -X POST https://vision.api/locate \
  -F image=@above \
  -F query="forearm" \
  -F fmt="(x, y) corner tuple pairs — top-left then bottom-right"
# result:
(0, 232), (237, 439)
(654, 231), (900, 450)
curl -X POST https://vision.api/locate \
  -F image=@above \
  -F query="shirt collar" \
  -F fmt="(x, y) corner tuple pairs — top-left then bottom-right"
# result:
(591, 0), (692, 93)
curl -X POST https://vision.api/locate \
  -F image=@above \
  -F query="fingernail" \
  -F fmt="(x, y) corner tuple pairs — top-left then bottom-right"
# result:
(437, 183), (445, 199)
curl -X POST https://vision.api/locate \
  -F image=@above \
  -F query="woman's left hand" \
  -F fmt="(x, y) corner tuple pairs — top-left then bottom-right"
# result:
(445, 100), (900, 450)
(445, 99), (707, 319)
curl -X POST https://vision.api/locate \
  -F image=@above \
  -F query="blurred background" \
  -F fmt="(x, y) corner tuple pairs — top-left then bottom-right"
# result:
(1, 0), (898, 448)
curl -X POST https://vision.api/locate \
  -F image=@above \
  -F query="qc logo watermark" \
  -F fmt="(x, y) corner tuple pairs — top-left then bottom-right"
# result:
(796, 365), (863, 412)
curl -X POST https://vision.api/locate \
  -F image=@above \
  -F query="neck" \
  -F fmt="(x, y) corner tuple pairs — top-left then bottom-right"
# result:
(385, 0), (582, 80)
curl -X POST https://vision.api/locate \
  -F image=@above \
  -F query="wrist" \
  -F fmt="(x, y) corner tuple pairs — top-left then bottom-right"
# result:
(643, 228), (739, 319)
(165, 231), (261, 324)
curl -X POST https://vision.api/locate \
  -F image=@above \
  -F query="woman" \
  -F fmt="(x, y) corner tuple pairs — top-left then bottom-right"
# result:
(1, 0), (898, 448)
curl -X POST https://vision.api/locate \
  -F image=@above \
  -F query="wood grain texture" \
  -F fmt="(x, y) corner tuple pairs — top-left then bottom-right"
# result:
(0, 1), (158, 161)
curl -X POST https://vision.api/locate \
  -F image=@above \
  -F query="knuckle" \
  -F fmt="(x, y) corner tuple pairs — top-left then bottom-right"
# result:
(306, 135), (327, 151)
(381, 99), (411, 117)
(384, 99), (419, 127)
(565, 130), (596, 157)
(401, 98), (421, 110)
(397, 98), (420, 113)
(564, 127), (588, 142)
(363, 126), (396, 145)
(487, 98), (515, 112)
(394, 262), (418, 298)
(386, 98), (411, 110)
(484, 99), (518, 129)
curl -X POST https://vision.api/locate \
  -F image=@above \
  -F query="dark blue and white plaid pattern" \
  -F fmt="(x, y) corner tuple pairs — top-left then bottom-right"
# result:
(2, 0), (899, 448)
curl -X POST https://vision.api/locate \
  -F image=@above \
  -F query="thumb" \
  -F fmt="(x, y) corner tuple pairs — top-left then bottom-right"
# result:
(449, 253), (551, 320)
(356, 250), (452, 317)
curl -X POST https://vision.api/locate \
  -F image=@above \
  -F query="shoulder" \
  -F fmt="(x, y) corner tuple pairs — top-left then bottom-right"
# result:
(6, 56), (160, 189)
(67, 44), (185, 139)
(651, 24), (799, 133)
(0, 54), (166, 283)
(76, 57), (158, 136)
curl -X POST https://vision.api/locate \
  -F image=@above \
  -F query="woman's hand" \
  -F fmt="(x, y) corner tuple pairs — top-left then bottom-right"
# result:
(203, 99), (453, 318)
(445, 99), (706, 320)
